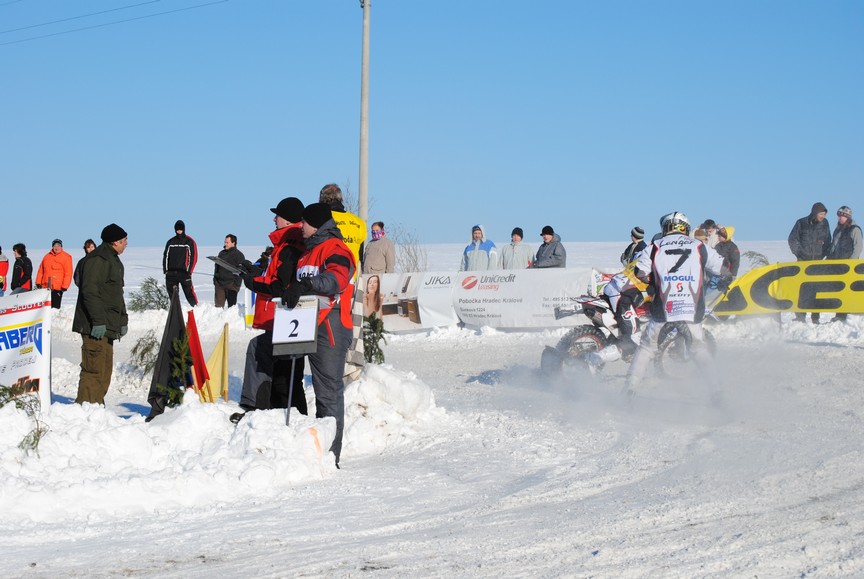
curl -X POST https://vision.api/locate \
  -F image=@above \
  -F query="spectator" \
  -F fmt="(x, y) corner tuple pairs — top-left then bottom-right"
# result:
(72, 224), (128, 405)
(828, 206), (862, 323)
(10, 243), (32, 294)
(320, 184), (366, 274)
(362, 221), (395, 275)
(788, 202), (831, 323)
(499, 227), (533, 269)
(625, 212), (725, 396)
(73, 239), (97, 288)
(700, 219), (720, 248)
(530, 226), (566, 268)
(363, 274), (383, 318)
(0, 246), (8, 297)
(36, 238), (73, 308)
(282, 202), (357, 468)
(231, 198), (307, 423)
(705, 226), (740, 307)
(620, 226), (646, 267)
(162, 219), (198, 307)
(461, 224), (498, 271)
(213, 234), (246, 308)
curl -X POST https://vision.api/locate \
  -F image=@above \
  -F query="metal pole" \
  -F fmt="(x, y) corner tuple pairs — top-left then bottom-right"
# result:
(358, 0), (370, 222)
(286, 355), (297, 426)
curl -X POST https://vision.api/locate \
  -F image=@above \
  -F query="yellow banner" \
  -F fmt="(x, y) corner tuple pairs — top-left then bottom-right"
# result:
(714, 260), (864, 315)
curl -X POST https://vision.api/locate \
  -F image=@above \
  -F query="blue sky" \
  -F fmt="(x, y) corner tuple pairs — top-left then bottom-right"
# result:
(2, 0), (862, 250)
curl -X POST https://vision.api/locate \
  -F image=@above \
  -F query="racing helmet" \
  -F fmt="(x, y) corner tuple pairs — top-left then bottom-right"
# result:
(659, 212), (676, 228)
(662, 212), (691, 235)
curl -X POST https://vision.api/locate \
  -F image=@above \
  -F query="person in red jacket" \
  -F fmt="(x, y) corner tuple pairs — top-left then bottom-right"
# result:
(36, 239), (74, 308)
(283, 202), (356, 467)
(231, 197), (307, 424)
(0, 246), (9, 297)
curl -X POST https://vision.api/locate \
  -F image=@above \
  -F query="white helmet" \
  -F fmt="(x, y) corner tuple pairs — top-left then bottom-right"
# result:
(662, 212), (691, 235)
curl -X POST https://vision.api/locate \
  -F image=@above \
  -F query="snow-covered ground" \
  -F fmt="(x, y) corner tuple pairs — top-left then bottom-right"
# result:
(3, 242), (863, 578)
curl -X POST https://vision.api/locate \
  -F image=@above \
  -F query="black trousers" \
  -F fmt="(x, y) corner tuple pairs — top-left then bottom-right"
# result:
(166, 271), (198, 306)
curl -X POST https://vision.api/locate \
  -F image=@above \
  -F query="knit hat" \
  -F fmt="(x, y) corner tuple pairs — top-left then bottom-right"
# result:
(302, 202), (332, 229)
(511, 227), (524, 239)
(630, 227), (644, 240)
(838, 206), (852, 218)
(811, 202), (828, 215)
(271, 197), (305, 223)
(541, 225), (554, 236)
(174, 220), (185, 232)
(701, 219), (716, 229)
(52, 238), (63, 247)
(101, 223), (127, 243)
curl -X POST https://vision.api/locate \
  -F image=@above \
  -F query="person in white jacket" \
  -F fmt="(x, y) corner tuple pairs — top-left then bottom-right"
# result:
(460, 224), (498, 271)
(498, 227), (533, 269)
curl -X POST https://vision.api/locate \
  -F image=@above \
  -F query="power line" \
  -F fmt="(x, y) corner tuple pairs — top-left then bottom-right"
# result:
(0, 0), (229, 47)
(1, 1), (163, 35)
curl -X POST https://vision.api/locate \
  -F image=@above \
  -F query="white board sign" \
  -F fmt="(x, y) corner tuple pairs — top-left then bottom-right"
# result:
(272, 296), (319, 356)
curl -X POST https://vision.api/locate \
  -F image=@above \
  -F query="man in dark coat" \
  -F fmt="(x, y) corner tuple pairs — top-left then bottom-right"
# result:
(163, 219), (198, 306)
(530, 225), (567, 268)
(73, 224), (129, 405)
(828, 206), (862, 322)
(213, 234), (245, 308)
(788, 202), (831, 323)
(620, 226), (647, 267)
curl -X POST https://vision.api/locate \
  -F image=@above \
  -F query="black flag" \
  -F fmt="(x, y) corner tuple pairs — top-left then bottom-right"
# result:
(145, 287), (189, 421)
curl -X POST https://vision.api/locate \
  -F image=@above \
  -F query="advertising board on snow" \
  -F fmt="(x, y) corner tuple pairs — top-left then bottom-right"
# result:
(0, 289), (52, 409)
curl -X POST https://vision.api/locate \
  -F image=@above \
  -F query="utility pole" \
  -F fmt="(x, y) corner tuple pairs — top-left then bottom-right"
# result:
(358, 0), (370, 222)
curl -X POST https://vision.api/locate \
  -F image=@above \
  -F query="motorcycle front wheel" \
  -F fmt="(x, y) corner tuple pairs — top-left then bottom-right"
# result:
(557, 325), (610, 358)
(654, 322), (717, 378)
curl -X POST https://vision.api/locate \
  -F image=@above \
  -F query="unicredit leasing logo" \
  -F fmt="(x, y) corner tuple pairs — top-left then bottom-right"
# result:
(462, 276), (478, 290)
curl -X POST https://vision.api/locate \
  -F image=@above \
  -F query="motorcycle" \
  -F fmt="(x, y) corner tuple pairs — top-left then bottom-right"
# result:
(540, 269), (716, 376)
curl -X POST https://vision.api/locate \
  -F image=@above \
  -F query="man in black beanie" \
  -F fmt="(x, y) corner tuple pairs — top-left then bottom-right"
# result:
(282, 202), (356, 467)
(620, 226), (647, 267)
(788, 202), (831, 323)
(162, 219), (198, 306)
(499, 226), (533, 269)
(72, 223), (128, 405)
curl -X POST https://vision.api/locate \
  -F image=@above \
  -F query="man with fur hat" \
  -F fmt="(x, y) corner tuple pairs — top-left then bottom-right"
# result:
(788, 202), (831, 322)
(829, 205), (862, 322)
(73, 224), (128, 405)
(36, 239), (73, 308)
(282, 202), (356, 468)
(162, 219), (198, 307)
(620, 226), (647, 267)
(498, 227), (533, 269)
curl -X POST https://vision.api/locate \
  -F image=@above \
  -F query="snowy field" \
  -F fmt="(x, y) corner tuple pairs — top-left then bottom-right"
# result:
(3, 241), (864, 578)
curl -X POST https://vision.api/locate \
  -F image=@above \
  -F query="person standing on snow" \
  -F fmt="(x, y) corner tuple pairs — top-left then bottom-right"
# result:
(231, 198), (307, 424)
(73, 224), (128, 405)
(498, 227), (533, 269)
(10, 243), (33, 294)
(73, 239), (97, 288)
(213, 234), (246, 309)
(362, 221), (395, 275)
(0, 246), (9, 297)
(788, 202), (831, 323)
(282, 202), (356, 468)
(828, 205), (862, 323)
(460, 224), (498, 272)
(530, 225), (566, 268)
(36, 238), (73, 309)
(162, 219), (198, 307)
(620, 226), (646, 267)
(624, 212), (725, 396)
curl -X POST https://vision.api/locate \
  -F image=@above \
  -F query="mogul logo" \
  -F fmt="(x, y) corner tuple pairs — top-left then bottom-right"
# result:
(663, 275), (695, 282)
(462, 276), (478, 290)
(0, 322), (43, 355)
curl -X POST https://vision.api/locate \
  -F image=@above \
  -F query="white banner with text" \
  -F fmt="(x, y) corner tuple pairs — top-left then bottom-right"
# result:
(0, 289), (52, 409)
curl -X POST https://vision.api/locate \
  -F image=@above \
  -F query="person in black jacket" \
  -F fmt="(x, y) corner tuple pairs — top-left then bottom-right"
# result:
(620, 226), (646, 267)
(162, 220), (198, 306)
(788, 202), (831, 323)
(73, 239), (97, 288)
(828, 206), (862, 323)
(10, 243), (33, 294)
(213, 234), (245, 308)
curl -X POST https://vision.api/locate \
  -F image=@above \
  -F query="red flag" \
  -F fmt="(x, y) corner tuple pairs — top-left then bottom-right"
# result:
(186, 310), (210, 392)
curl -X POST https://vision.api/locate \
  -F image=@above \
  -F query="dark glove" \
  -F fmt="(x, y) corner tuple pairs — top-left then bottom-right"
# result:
(239, 260), (256, 290)
(36, 284), (42, 289)
(90, 324), (107, 340)
(282, 278), (313, 308)
(716, 277), (732, 293)
(120, 325), (128, 337)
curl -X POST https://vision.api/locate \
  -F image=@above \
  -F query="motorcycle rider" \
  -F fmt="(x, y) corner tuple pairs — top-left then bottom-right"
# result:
(624, 212), (726, 396)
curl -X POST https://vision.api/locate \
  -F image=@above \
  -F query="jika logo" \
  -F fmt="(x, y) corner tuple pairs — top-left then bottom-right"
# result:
(426, 275), (451, 286)
(462, 276), (478, 290)
(663, 275), (695, 282)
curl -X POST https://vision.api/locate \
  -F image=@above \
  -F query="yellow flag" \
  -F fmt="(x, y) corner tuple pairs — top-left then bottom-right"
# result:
(203, 323), (230, 402)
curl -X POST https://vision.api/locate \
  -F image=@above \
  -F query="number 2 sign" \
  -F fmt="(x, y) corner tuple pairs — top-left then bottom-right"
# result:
(273, 296), (319, 356)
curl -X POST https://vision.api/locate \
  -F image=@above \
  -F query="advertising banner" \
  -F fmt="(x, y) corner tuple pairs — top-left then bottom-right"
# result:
(715, 260), (864, 315)
(0, 290), (52, 409)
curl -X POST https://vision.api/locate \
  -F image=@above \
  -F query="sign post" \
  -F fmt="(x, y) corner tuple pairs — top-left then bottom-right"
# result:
(272, 296), (319, 425)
